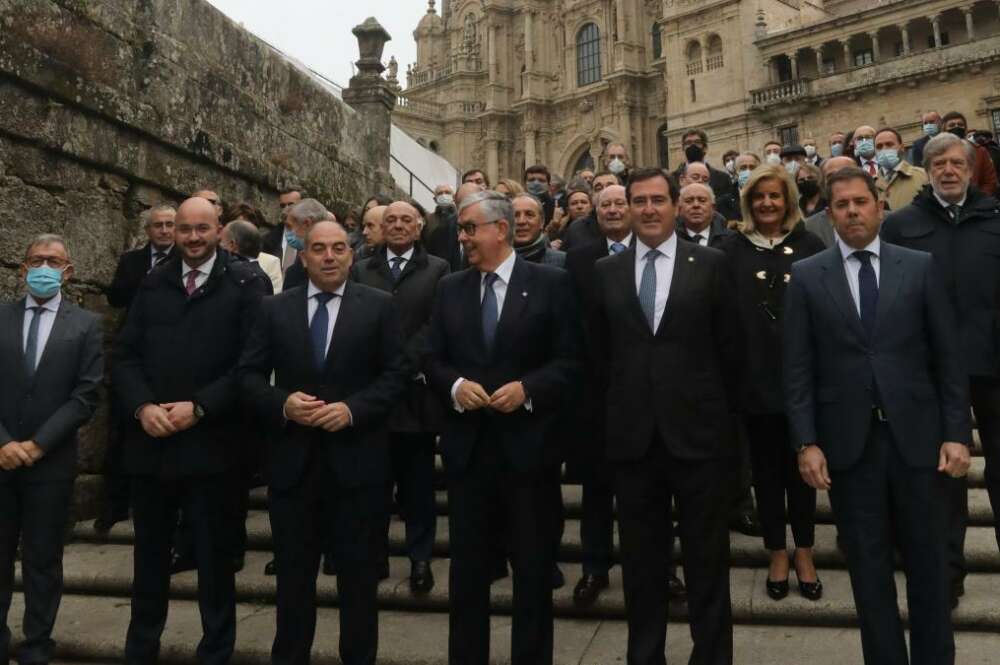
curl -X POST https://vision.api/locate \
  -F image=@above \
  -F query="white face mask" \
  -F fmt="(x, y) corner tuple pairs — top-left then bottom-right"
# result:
(766, 153), (782, 166)
(608, 158), (626, 175)
(804, 145), (816, 158)
(725, 160), (736, 174)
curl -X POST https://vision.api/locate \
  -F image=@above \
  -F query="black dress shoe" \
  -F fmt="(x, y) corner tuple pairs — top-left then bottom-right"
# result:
(169, 552), (196, 575)
(410, 560), (434, 594)
(766, 578), (789, 600)
(263, 559), (276, 576)
(572, 573), (610, 607)
(93, 510), (128, 538)
(232, 556), (245, 573)
(377, 560), (390, 581)
(322, 557), (337, 576)
(552, 564), (565, 590)
(798, 578), (823, 601)
(667, 574), (687, 601)
(729, 513), (763, 537)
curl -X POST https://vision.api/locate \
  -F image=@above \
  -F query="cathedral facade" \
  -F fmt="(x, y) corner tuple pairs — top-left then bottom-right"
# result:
(391, 0), (1000, 182)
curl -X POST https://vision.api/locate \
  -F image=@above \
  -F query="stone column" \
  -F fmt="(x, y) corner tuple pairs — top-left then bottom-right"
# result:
(616, 0), (627, 43)
(901, 22), (911, 55)
(814, 46), (824, 74)
(963, 5), (975, 41)
(932, 14), (942, 48)
(524, 11), (534, 72)
(699, 34), (708, 71)
(620, 104), (633, 158)
(488, 24), (498, 83)
(868, 31), (880, 61)
(524, 127), (537, 167)
(486, 138), (499, 185)
(764, 57), (774, 85)
(841, 38), (852, 68)
(788, 51), (799, 80)
(343, 18), (395, 178)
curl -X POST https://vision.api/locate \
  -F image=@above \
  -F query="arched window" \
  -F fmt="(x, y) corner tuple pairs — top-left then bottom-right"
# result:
(651, 24), (663, 60)
(706, 34), (724, 70)
(577, 23), (602, 86)
(686, 40), (703, 75)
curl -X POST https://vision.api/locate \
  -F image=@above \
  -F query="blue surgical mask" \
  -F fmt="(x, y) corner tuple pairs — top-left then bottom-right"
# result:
(26, 266), (63, 299)
(830, 142), (844, 157)
(923, 123), (940, 138)
(285, 228), (304, 251)
(526, 181), (548, 197)
(737, 169), (752, 189)
(876, 149), (900, 172)
(856, 138), (876, 158)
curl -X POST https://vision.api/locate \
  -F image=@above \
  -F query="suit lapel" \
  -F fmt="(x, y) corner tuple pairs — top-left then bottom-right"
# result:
(819, 248), (868, 342)
(494, 257), (530, 356)
(464, 269), (488, 358)
(294, 287), (317, 375)
(873, 243), (903, 338)
(656, 238), (692, 336)
(11, 299), (29, 383)
(617, 248), (651, 335)
(323, 282), (356, 375)
(32, 301), (70, 379)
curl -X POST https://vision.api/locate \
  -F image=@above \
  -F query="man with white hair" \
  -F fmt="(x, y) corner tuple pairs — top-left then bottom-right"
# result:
(676, 183), (734, 248)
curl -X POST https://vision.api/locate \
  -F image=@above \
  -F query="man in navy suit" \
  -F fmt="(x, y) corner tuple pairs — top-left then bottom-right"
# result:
(240, 219), (408, 665)
(784, 167), (971, 665)
(427, 190), (582, 665)
(1, 234), (103, 665)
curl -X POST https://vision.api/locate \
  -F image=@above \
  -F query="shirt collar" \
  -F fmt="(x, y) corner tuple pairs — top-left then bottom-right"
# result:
(484, 248), (516, 284)
(837, 235), (881, 262)
(307, 280), (347, 299)
(635, 232), (678, 260)
(607, 232), (633, 250)
(182, 250), (217, 278)
(152, 244), (173, 256)
(387, 246), (415, 263)
(26, 291), (62, 313)
(933, 190), (967, 210)
(685, 225), (709, 238)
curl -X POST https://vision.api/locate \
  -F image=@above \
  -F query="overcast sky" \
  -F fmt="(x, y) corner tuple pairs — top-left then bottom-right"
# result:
(206, 0), (426, 87)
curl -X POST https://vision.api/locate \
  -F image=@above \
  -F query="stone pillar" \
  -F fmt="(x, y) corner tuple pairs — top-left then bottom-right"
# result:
(814, 46), (824, 74)
(700, 34), (708, 71)
(343, 18), (396, 178)
(488, 24), (498, 83)
(901, 23), (911, 55)
(524, 11), (534, 72)
(620, 105), (633, 158)
(486, 138), (499, 185)
(788, 51), (799, 80)
(841, 38), (852, 68)
(525, 128), (537, 167)
(764, 57), (774, 85)
(868, 31), (880, 61)
(932, 14), (942, 48)
(616, 0), (627, 43)
(963, 5), (975, 41)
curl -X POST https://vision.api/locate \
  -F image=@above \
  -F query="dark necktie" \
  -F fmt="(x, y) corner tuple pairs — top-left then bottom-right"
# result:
(311, 292), (336, 370)
(948, 204), (962, 224)
(853, 250), (878, 339)
(24, 306), (42, 378)
(185, 270), (199, 296)
(639, 249), (661, 332)
(609, 242), (626, 255)
(690, 233), (705, 245)
(481, 273), (499, 353)
(390, 256), (404, 281)
(152, 251), (167, 271)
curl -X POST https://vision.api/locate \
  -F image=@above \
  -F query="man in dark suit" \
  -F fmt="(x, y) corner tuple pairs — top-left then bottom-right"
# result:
(113, 197), (268, 665)
(560, 172), (618, 252)
(672, 129), (736, 202)
(427, 183), (485, 271)
(1, 234), (103, 665)
(240, 219), (407, 665)
(784, 167), (970, 665)
(283, 199), (336, 291)
(595, 168), (740, 665)
(427, 190), (582, 665)
(99, 204), (177, 535)
(676, 183), (734, 248)
(262, 187), (304, 261)
(910, 112), (940, 169)
(350, 200), (449, 594)
(564, 184), (634, 607)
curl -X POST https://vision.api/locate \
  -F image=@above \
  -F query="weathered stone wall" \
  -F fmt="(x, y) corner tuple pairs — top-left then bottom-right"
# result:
(0, 0), (394, 515)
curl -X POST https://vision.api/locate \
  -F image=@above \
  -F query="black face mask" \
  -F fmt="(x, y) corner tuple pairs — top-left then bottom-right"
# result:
(798, 180), (820, 198)
(948, 126), (967, 139)
(685, 144), (706, 163)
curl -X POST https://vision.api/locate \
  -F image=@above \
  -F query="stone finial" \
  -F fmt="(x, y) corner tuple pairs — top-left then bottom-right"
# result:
(427, 0), (436, 13)
(352, 17), (393, 79)
(755, 8), (767, 39)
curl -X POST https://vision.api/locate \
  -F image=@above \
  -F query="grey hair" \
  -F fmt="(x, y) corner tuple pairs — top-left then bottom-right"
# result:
(680, 182), (716, 204)
(459, 190), (515, 243)
(224, 219), (261, 258)
(140, 203), (176, 227)
(25, 233), (69, 261)
(288, 198), (329, 225)
(923, 132), (976, 170)
(511, 193), (543, 216)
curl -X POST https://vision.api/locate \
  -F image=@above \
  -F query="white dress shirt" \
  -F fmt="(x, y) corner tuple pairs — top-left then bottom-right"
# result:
(837, 236), (881, 316)
(606, 233), (633, 253)
(387, 246), (415, 272)
(23, 292), (61, 371)
(933, 190), (968, 219)
(859, 156), (878, 176)
(685, 227), (709, 245)
(307, 280), (347, 360)
(634, 233), (677, 332)
(181, 251), (217, 292)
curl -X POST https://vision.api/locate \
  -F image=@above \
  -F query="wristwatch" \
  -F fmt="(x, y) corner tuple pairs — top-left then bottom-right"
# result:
(193, 403), (206, 420)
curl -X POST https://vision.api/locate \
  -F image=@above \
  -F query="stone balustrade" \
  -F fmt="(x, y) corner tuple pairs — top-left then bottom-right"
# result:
(750, 78), (810, 107)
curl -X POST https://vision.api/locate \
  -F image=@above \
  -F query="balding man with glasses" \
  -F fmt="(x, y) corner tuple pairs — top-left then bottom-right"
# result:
(427, 190), (583, 665)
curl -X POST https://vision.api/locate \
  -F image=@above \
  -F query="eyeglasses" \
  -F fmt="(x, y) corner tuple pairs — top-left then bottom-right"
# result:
(457, 220), (499, 236)
(26, 256), (69, 269)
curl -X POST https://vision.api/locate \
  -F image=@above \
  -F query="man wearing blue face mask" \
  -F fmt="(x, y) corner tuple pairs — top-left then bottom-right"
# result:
(524, 164), (557, 226)
(874, 127), (928, 212)
(853, 125), (879, 178)
(1, 234), (103, 665)
(282, 198), (334, 290)
(911, 111), (941, 169)
(262, 187), (304, 268)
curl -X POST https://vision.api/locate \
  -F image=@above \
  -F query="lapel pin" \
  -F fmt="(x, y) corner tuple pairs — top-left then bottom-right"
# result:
(688, 256), (694, 262)
(783, 273), (791, 283)
(522, 291), (528, 297)
(783, 246), (794, 255)
(756, 270), (767, 280)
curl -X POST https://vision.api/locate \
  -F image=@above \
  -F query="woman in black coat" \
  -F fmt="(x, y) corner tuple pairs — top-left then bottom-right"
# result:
(720, 164), (826, 601)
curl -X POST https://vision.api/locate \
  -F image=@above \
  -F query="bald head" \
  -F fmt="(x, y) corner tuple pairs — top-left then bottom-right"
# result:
(821, 156), (857, 178)
(175, 197), (221, 267)
(383, 201), (423, 254)
(362, 205), (387, 249)
(679, 183), (716, 233)
(680, 162), (711, 187)
(455, 182), (486, 206)
(598, 184), (626, 206)
(177, 196), (218, 223)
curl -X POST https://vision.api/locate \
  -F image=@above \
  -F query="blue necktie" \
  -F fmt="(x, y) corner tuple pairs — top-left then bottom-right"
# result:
(482, 273), (499, 353)
(390, 256), (404, 281)
(24, 306), (42, 378)
(854, 250), (878, 339)
(639, 249), (660, 332)
(610, 242), (626, 255)
(310, 292), (336, 370)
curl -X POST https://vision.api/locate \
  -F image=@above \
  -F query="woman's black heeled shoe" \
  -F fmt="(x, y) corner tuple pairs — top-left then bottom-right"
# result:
(766, 578), (789, 600)
(798, 578), (823, 601)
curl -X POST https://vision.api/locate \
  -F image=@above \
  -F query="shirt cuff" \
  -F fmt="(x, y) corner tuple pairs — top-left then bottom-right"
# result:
(451, 378), (465, 413)
(524, 398), (533, 413)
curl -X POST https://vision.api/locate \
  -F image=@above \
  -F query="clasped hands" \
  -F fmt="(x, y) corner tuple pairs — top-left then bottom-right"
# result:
(0, 440), (44, 471)
(138, 401), (199, 438)
(456, 380), (526, 413)
(797, 441), (971, 491)
(284, 392), (352, 432)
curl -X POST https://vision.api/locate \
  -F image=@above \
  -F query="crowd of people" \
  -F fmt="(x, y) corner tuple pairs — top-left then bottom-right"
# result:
(2, 106), (999, 665)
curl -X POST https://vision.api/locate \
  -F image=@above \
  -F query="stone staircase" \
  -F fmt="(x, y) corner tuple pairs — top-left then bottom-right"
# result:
(9, 447), (1000, 664)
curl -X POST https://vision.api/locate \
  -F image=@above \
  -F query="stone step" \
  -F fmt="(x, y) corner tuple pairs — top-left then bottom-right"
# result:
(73, 514), (1000, 571)
(7, 590), (1000, 665)
(31, 544), (1000, 631)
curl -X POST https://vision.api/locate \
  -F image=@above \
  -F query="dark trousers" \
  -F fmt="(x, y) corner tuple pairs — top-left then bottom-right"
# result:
(729, 423), (756, 519)
(269, 462), (379, 665)
(382, 432), (437, 563)
(173, 463), (251, 563)
(615, 436), (733, 665)
(125, 475), (235, 665)
(828, 420), (953, 665)
(101, 409), (131, 519)
(745, 414), (816, 551)
(580, 471), (615, 576)
(0, 478), (74, 665)
(489, 466), (564, 577)
(971, 376), (1000, 555)
(447, 440), (555, 665)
